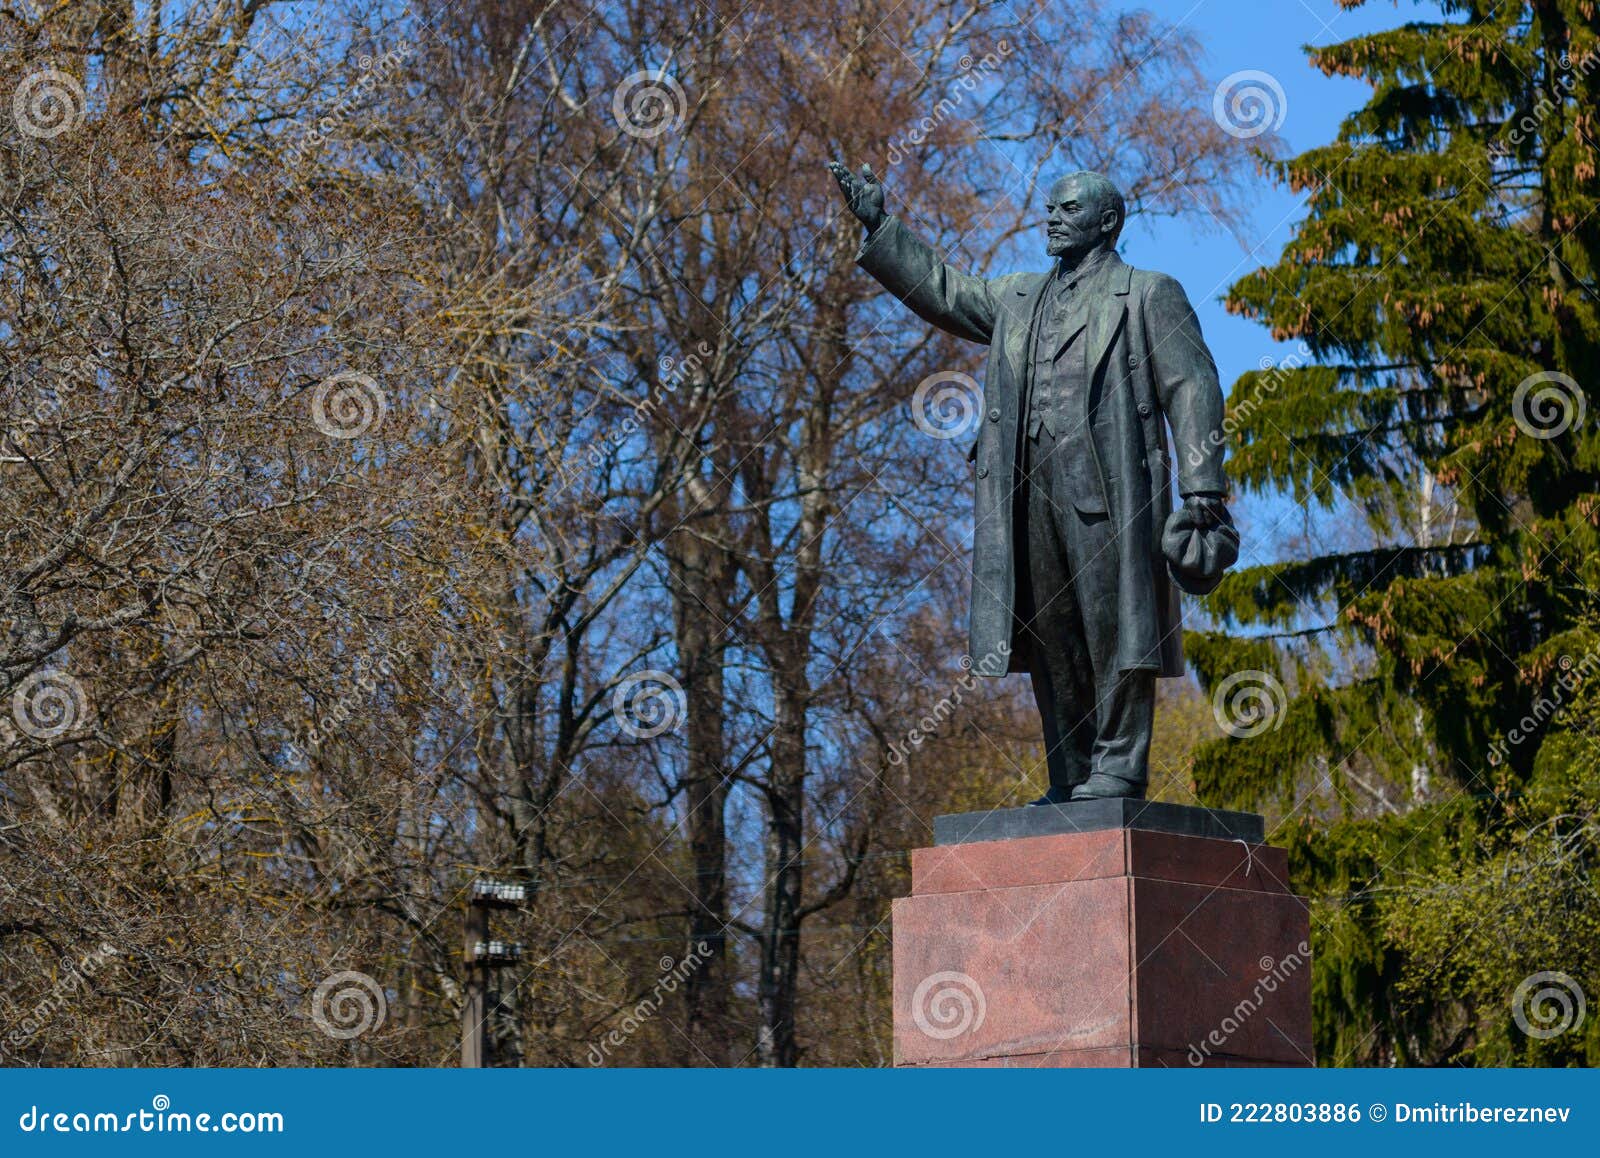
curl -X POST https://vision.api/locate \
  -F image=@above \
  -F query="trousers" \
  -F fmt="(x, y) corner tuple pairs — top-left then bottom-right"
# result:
(1017, 425), (1155, 791)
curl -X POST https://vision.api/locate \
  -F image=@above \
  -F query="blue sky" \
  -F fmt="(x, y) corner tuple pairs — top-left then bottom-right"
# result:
(1118, 0), (1433, 389)
(1104, 0), (1441, 569)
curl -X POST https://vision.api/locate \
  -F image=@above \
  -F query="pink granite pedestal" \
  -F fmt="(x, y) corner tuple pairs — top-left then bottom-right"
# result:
(892, 811), (1314, 1067)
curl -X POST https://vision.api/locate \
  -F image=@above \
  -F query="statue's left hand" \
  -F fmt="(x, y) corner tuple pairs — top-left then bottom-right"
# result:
(1182, 493), (1231, 529)
(1162, 492), (1240, 594)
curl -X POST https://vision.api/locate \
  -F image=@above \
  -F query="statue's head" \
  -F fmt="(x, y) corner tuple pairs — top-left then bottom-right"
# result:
(1044, 171), (1125, 260)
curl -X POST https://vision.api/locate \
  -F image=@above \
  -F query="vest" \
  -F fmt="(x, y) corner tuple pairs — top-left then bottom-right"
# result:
(1025, 265), (1106, 513)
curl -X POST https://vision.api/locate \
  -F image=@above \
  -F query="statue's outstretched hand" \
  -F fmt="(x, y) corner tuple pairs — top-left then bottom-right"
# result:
(826, 160), (887, 234)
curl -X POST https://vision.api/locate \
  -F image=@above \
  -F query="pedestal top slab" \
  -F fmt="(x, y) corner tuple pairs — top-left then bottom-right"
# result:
(933, 798), (1264, 846)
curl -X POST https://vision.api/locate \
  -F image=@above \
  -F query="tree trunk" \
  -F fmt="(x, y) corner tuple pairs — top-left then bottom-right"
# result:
(667, 529), (735, 1066)
(756, 673), (806, 1067)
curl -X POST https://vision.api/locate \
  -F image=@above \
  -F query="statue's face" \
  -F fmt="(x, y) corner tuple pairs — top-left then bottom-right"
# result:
(1044, 176), (1117, 259)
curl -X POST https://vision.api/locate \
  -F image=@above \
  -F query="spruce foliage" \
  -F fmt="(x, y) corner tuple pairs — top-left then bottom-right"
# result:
(1194, 0), (1600, 1064)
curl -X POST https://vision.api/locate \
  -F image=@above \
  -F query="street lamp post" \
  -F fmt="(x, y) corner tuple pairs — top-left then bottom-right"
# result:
(461, 878), (527, 1068)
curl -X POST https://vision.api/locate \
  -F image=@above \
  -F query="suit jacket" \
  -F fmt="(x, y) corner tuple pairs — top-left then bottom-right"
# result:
(858, 216), (1227, 677)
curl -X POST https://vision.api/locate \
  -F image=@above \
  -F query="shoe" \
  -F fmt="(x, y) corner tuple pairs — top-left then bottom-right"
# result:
(1026, 785), (1078, 806)
(1069, 774), (1146, 801)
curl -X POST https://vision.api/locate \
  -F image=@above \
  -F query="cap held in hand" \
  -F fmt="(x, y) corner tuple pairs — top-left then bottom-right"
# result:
(1161, 498), (1239, 595)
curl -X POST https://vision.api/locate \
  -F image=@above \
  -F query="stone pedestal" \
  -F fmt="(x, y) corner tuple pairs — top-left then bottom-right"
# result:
(892, 800), (1313, 1067)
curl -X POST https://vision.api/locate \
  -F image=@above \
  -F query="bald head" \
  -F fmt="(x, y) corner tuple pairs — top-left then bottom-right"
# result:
(1044, 171), (1126, 263)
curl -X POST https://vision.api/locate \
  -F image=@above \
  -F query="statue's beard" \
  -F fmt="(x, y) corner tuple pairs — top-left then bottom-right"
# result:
(1047, 234), (1091, 260)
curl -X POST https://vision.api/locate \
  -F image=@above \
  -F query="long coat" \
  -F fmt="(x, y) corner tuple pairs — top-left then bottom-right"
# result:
(858, 216), (1227, 679)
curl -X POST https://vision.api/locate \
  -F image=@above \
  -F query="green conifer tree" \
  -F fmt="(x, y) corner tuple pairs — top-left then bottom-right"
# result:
(1192, 0), (1600, 1064)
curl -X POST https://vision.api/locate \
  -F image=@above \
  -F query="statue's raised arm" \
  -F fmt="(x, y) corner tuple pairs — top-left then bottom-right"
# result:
(824, 159), (999, 346)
